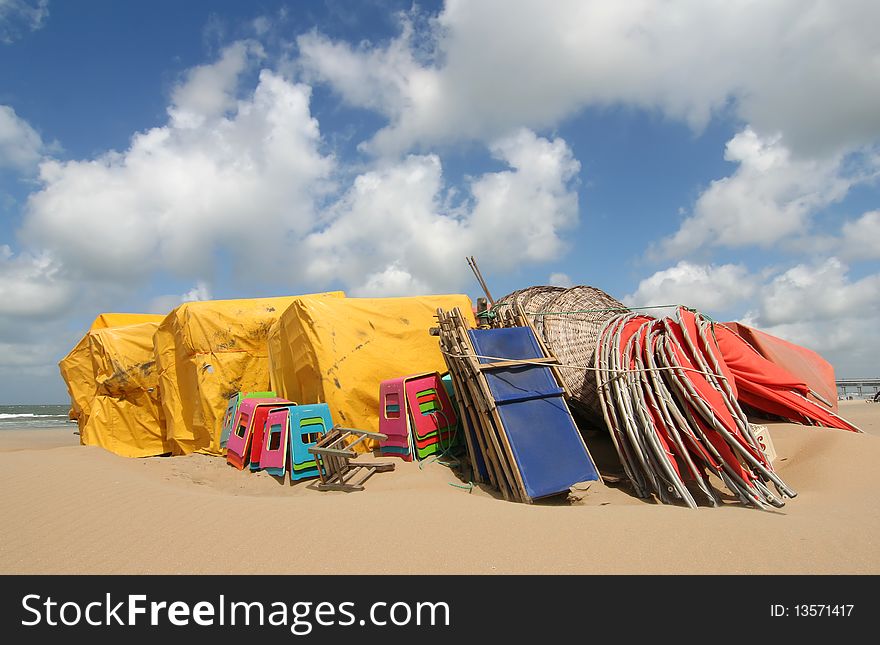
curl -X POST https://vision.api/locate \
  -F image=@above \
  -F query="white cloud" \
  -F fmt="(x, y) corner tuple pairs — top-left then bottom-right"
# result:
(0, 245), (73, 318)
(147, 281), (212, 315)
(304, 128), (580, 295)
(169, 40), (264, 128)
(750, 258), (879, 327)
(21, 42), (334, 283)
(839, 211), (880, 261)
(0, 104), (44, 172)
(17, 43), (579, 304)
(297, 1), (880, 158)
(297, 20), (429, 126)
(548, 272), (573, 288)
(657, 128), (869, 258)
(0, 0), (48, 44)
(740, 258), (880, 378)
(624, 261), (757, 312)
(181, 280), (211, 302)
(351, 264), (432, 298)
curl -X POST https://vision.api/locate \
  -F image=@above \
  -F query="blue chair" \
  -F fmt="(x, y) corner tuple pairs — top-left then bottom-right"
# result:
(288, 403), (333, 481)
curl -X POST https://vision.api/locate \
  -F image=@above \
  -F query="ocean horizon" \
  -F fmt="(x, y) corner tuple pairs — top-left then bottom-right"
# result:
(0, 404), (73, 429)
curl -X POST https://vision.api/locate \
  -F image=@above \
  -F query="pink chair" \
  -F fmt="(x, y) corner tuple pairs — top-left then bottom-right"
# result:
(259, 407), (291, 477)
(226, 397), (288, 470)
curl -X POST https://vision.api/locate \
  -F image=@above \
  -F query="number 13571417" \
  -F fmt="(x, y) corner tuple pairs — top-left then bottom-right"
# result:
(795, 605), (853, 617)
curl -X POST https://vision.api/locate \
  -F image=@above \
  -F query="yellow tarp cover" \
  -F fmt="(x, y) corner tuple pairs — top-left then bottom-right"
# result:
(59, 313), (165, 430)
(267, 319), (286, 396)
(82, 322), (171, 457)
(274, 295), (475, 452)
(90, 312), (163, 331)
(155, 292), (344, 456)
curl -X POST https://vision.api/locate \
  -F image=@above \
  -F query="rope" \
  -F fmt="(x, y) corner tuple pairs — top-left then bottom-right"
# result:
(438, 348), (731, 382)
(490, 302), (695, 316)
(417, 408), (459, 470)
(412, 407), (476, 492)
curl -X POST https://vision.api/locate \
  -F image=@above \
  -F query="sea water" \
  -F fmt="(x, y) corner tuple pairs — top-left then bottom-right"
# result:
(0, 404), (73, 429)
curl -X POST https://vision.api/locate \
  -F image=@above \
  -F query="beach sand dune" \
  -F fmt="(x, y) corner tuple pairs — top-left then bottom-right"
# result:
(1, 400), (878, 574)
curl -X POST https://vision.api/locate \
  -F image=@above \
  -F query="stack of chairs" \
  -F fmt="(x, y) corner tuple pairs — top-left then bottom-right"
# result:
(225, 397), (289, 470)
(378, 371), (460, 461)
(436, 305), (601, 503)
(377, 375), (412, 460)
(219, 391), (277, 449)
(259, 403), (333, 482)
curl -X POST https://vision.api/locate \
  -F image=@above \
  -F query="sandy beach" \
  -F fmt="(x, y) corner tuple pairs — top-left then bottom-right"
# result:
(1, 400), (878, 575)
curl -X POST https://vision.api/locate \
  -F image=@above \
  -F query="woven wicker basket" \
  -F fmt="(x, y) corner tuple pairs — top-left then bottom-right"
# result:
(495, 285), (627, 427)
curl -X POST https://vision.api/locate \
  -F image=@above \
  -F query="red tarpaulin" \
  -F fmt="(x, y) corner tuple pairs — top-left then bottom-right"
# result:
(721, 322), (838, 412)
(712, 323), (859, 433)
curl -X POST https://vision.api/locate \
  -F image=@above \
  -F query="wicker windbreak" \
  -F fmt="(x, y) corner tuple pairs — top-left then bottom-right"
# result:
(494, 285), (627, 426)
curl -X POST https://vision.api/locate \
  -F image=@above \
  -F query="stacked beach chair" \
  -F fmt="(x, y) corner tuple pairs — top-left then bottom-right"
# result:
(261, 403), (333, 481)
(226, 397), (333, 483)
(225, 397), (289, 470)
(436, 305), (601, 503)
(219, 391), (277, 449)
(378, 371), (460, 461)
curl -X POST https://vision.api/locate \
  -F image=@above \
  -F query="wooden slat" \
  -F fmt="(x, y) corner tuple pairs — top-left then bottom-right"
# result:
(307, 424), (395, 492)
(439, 309), (493, 484)
(437, 308), (484, 485)
(453, 307), (523, 500)
(309, 446), (356, 458)
(448, 308), (512, 499)
(477, 356), (560, 370)
(315, 482), (365, 492)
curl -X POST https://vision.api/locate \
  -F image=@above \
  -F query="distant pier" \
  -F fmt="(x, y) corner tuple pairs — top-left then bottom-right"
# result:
(836, 378), (880, 400)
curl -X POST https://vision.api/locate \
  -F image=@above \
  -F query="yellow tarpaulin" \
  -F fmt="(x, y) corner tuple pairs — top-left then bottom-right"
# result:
(273, 295), (475, 452)
(89, 312), (163, 331)
(81, 321), (171, 457)
(59, 313), (165, 431)
(267, 319), (286, 396)
(59, 334), (94, 427)
(155, 292), (344, 456)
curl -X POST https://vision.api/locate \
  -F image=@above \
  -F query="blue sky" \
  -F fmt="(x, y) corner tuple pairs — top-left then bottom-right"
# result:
(1, 0), (878, 403)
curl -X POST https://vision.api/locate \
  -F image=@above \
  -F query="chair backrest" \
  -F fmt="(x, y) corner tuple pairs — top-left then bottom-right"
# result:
(259, 407), (290, 475)
(250, 399), (290, 468)
(226, 399), (257, 469)
(226, 397), (288, 469)
(220, 391), (278, 449)
(289, 403), (333, 467)
(378, 376), (410, 439)
(404, 372), (458, 439)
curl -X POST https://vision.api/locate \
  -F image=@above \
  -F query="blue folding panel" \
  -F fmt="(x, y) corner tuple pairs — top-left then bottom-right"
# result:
(468, 327), (599, 500)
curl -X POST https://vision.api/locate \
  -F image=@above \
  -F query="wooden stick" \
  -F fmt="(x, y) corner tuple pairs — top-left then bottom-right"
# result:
(445, 308), (508, 496)
(467, 256), (495, 306)
(437, 308), (483, 484)
(455, 309), (527, 501)
(449, 328), (503, 490)
(451, 308), (514, 499)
